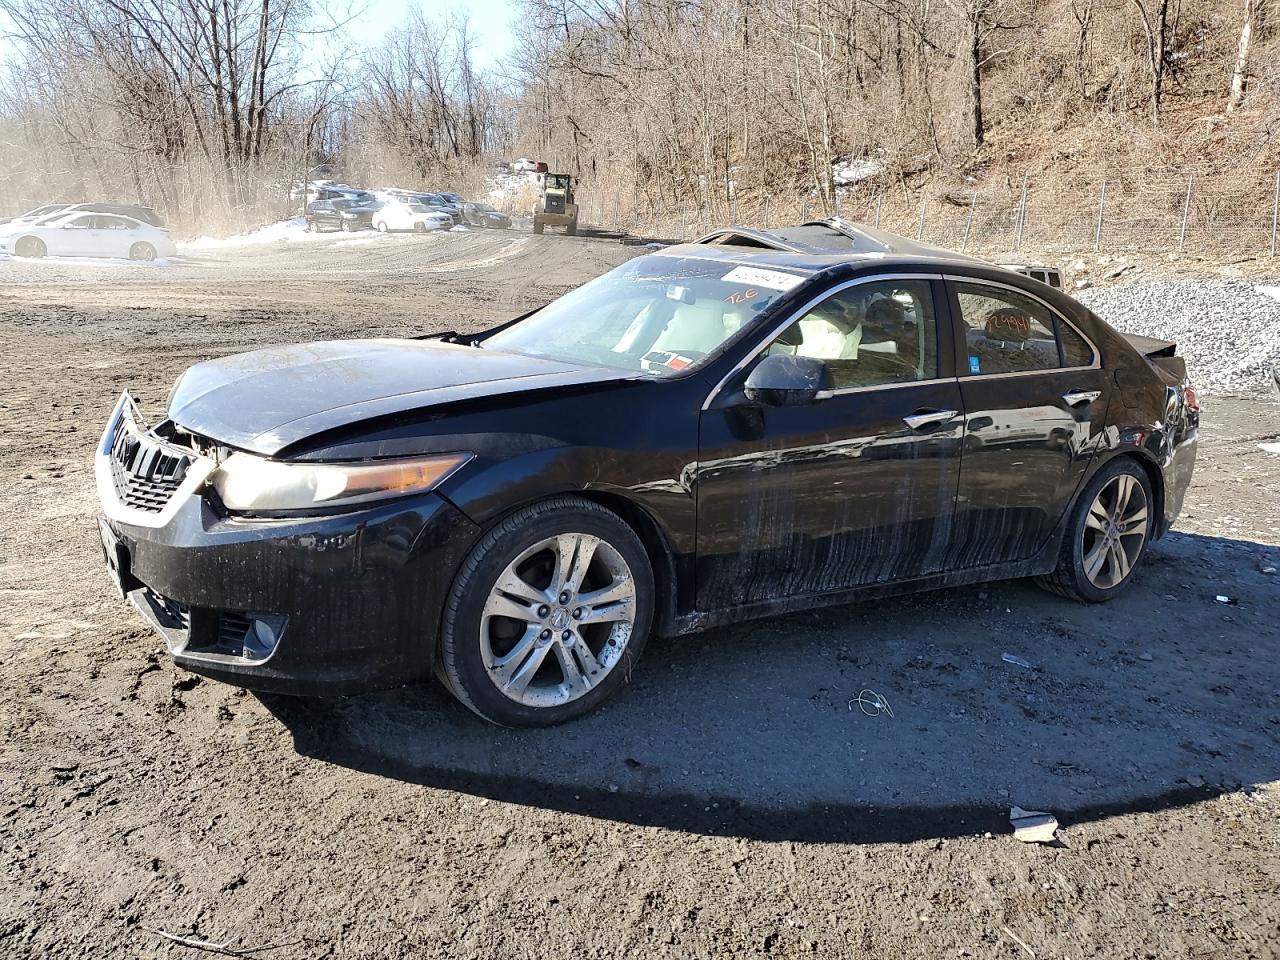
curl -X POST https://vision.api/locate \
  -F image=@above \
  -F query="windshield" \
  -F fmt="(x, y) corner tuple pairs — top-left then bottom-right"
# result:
(485, 255), (807, 377)
(408, 203), (430, 213)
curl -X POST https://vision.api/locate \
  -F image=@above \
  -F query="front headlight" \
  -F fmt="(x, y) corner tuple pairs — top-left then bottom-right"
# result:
(210, 452), (472, 513)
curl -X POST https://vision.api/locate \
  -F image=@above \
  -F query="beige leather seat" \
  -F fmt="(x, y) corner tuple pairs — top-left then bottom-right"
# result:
(653, 300), (727, 354)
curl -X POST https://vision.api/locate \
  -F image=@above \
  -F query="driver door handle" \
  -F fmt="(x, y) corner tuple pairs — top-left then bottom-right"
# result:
(903, 408), (957, 431)
(1062, 389), (1101, 407)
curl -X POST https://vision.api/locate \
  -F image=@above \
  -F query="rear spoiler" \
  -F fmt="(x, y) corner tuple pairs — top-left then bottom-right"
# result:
(1121, 332), (1177, 359)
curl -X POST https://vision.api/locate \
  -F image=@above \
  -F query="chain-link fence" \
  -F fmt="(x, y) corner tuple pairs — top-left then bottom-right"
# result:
(579, 165), (1280, 261)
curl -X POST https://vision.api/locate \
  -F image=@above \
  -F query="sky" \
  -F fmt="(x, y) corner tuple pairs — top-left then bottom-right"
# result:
(0, 1), (521, 74)
(337, 0), (520, 70)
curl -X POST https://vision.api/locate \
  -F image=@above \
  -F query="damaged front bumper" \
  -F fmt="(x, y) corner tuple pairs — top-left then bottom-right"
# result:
(94, 394), (478, 696)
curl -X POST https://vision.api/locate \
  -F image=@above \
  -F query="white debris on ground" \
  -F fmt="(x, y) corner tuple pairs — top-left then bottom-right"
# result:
(1009, 806), (1059, 844)
(1076, 279), (1280, 396)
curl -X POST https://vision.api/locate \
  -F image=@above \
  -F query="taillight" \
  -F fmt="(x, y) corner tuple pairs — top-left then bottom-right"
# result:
(1183, 385), (1199, 414)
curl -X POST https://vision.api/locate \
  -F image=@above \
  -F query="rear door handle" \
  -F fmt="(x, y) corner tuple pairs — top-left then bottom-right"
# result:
(1062, 389), (1102, 407)
(903, 408), (958, 431)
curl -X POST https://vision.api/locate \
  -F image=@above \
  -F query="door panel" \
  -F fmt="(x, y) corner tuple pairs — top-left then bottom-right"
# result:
(945, 277), (1111, 568)
(694, 275), (962, 612)
(695, 382), (964, 610)
(948, 371), (1110, 567)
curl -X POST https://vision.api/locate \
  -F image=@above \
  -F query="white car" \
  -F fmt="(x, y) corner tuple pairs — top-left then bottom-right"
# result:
(1, 212), (176, 261)
(0, 203), (76, 234)
(371, 201), (453, 233)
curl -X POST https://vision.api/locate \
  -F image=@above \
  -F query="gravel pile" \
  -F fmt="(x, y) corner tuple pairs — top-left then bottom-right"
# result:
(1076, 279), (1280, 396)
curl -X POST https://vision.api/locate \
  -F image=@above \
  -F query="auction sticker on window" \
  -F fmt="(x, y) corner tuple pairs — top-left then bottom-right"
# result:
(720, 266), (805, 291)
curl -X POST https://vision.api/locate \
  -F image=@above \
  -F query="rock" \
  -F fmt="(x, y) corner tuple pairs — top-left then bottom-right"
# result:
(1076, 279), (1280, 397)
(1138, 652), (1154, 662)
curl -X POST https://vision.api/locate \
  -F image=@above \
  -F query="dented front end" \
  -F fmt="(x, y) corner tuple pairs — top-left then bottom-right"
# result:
(94, 393), (478, 695)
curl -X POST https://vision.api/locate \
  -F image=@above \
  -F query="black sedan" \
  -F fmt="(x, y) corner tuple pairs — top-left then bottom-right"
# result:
(461, 202), (513, 229)
(304, 198), (376, 232)
(94, 220), (1198, 726)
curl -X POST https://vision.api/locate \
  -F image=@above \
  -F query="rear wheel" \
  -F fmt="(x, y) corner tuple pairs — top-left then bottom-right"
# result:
(533, 220), (544, 235)
(438, 497), (654, 727)
(376, 220), (388, 233)
(1036, 458), (1153, 602)
(129, 242), (156, 262)
(341, 220), (353, 233)
(566, 221), (578, 236)
(15, 236), (46, 258)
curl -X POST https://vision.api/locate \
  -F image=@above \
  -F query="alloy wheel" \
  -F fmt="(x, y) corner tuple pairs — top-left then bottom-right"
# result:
(1081, 473), (1149, 589)
(480, 533), (636, 708)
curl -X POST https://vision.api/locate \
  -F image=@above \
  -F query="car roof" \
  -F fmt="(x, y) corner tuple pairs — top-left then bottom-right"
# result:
(655, 219), (1083, 299)
(686, 218), (990, 266)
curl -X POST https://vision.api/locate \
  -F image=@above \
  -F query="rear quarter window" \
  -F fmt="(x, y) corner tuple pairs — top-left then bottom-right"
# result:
(1059, 320), (1094, 367)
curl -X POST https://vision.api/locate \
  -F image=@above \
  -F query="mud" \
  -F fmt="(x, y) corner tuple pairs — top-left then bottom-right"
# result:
(2, 232), (1278, 958)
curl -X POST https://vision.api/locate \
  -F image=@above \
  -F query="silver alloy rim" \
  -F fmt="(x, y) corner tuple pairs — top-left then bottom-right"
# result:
(480, 533), (636, 708)
(1081, 473), (1149, 589)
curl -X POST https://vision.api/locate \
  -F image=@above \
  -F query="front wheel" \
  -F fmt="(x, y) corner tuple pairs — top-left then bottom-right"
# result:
(532, 221), (544, 235)
(376, 220), (388, 233)
(1036, 458), (1154, 602)
(438, 497), (654, 726)
(413, 222), (426, 234)
(15, 236), (46, 258)
(129, 242), (156, 261)
(341, 220), (353, 233)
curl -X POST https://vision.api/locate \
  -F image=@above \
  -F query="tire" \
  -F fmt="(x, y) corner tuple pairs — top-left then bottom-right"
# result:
(15, 236), (46, 258)
(566, 221), (578, 236)
(376, 220), (388, 233)
(438, 497), (654, 727)
(341, 220), (353, 233)
(304, 221), (313, 233)
(533, 221), (544, 235)
(413, 222), (426, 234)
(1035, 457), (1154, 603)
(129, 242), (156, 262)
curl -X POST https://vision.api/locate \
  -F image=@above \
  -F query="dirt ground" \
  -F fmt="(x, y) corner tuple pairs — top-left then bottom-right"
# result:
(2, 230), (1279, 959)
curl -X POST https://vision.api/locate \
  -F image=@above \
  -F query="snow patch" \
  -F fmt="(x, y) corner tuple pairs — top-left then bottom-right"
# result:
(832, 157), (883, 186)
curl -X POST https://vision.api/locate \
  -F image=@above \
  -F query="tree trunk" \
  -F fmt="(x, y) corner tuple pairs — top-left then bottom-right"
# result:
(1227, 0), (1261, 112)
(969, 11), (985, 148)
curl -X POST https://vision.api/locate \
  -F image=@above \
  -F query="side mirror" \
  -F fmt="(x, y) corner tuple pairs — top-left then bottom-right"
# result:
(743, 354), (833, 406)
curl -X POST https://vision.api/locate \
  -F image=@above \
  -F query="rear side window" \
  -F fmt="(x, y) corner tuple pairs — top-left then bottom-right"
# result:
(956, 282), (1059, 375)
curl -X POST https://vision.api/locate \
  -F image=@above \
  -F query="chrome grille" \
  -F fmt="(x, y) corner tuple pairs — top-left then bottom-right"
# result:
(110, 422), (190, 513)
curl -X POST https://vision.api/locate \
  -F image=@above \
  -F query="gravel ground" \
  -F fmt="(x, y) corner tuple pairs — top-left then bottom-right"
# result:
(2, 232), (1279, 958)
(1077, 279), (1280, 396)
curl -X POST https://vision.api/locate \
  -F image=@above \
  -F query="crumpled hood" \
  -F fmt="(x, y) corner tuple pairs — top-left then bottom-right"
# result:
(168, 338), (625, 456)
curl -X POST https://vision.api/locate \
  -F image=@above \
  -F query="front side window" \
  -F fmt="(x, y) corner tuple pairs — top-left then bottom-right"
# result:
(956, 282), (1061, 375)
(763, 279), (938, 389)
(486, 255), (808, 377)
(63, 215), (93, 230)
